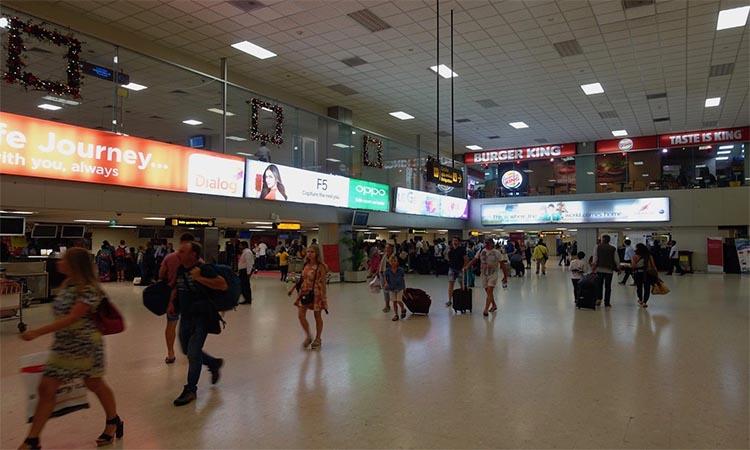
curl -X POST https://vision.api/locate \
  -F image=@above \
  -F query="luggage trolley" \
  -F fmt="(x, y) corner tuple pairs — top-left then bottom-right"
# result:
(0, 278), (29, 332)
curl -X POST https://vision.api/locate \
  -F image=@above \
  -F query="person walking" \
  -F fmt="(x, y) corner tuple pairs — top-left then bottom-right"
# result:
(237, 241), (255, 305)
(632, 243), (655, 308)
(569, 251), (588, 303)
(277, 246), (290, 282)
(171, 242), (227, 406)
(532, 239), (549, 275)
(19, 248), (122, 450)
(288, 245), (329, 349)
(524, 242), (532, 270)
(159, 233), (196, 364)
(558, 242), (568, 266)
(464, 239), (502, 316)
(256, 241), (268, 271)
(666, 240), (686, 275)
(619, 239), (635, 285)
(384, 257), (406, 321)
(445, 237), (466, 307)
(592, 234), (620, 308)
(375, 242), (395, 313)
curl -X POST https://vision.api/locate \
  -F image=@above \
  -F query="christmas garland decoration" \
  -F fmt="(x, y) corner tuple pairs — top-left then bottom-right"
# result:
(3, 17), (83, 98)
(363, 135), (383, 169)
(247, 97), (284, 145)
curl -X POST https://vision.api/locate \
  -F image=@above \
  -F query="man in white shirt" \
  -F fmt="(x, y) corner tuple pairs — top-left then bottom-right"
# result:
(619, 239), (635, 285)
(237, 241), (255, 305)
(667, 240), (686, 275)
(257, 241), (268, 270)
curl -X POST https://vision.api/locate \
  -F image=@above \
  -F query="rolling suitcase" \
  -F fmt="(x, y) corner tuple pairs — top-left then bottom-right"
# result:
(576, 273), (598, 310)
(452, 271), (472, 313)
(403, 288), (431, 315)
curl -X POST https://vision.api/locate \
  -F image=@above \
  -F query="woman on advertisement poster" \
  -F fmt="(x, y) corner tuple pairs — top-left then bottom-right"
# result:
(260, 165), (288, 201)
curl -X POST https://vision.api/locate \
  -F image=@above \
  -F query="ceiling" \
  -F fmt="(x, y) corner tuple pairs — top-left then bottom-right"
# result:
(4, 0), (750, 156)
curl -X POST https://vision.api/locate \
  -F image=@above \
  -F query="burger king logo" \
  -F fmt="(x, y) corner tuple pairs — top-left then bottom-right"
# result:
(618, 138), (634, 151)
(501, 170), (523, 190)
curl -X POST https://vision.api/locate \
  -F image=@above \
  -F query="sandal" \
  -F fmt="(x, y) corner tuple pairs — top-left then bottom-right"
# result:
(19, 438), (40, 450)
(165, 356), (176, 364)
(382, 306), (391, 313)
(96, 415), (124, 447)
(392, 315), (399, 321)
(302, 336), (312, 348)
(310, 338), (322, 350)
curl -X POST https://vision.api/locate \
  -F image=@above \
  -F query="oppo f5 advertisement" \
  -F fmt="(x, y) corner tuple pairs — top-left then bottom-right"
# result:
(245, 160), (389, 211)
(481, 197), (670, 225)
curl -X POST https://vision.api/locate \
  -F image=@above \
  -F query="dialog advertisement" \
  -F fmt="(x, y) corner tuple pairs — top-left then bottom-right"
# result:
(394, 187), (468, 219)
(245, 160), (389, 211)
(0, 111), (245, 197)
(706, 237), (724, 273)
(481, 197), (670, 225)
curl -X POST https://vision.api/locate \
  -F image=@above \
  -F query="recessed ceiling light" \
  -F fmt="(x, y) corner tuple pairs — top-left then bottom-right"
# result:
(548, 179), (556, 182)
(182, 119), (202, 126)
(389, 230), (401, 233)
(352, 131), (357, 134)
(466, 145), (483, 150)
(698, 145), (712, 150)
(580, 82), (604, 95)
(429, 64), (458, 78)
(642, 173), (649, 177)
(42, 95), (80, 106)
(716, 156), (730, 161)
(717, 6), (750, 30)
(586, 171), (594, 175)
(634, 161), (644, 165)
(695, 164), (707, 168)
(37, 103), (61, 111)
(74, 219), (110, 223)
(143, 217), (166, 220)
(662, 148), (668, 153)
(523, 169), (534, 173)
(599, 182), (608, 186)
(121, 82), (147, 91)
(226, 135), (247, 141)
(611, 129), (628, 137)
(231, 40), (277, 59)
(110, 225), (137, 229)
(509, 121), (528, 129)
(389, 111), (414, 120)
(113, 55), (118, 64)
(333, 143), (351, 148)
(207, 108), (235, 116)
(326, 158), (341, 163)
(719, 145), (733, 150)
(705, 97), (721, 107)
(236, 152), (254, 157)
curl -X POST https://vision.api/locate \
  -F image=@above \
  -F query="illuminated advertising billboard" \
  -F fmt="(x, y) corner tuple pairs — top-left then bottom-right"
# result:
(0, 111), (245, 197)
(245, 160), (389, 211)
(481, 197), (670, 225)
(394, 187), (468, 219)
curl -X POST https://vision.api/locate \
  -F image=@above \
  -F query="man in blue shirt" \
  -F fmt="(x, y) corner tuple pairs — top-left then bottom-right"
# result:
(170, 241), (227, 406)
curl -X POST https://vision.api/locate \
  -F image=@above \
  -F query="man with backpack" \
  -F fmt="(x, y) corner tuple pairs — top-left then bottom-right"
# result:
(170, 241), (228, 407)
(114, 240), (128, 282)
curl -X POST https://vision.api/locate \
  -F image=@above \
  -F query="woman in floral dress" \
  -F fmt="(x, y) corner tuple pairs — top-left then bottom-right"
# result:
(288, 245), (328, 350)
(19, 247), (122, 450)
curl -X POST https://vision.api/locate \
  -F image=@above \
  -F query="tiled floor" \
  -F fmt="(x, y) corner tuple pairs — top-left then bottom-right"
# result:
(1, 266), (747, 449)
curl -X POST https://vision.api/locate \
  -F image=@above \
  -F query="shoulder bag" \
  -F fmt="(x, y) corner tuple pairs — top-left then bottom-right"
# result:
(300, 264), (319, 306)
(94, 297), (125, 335)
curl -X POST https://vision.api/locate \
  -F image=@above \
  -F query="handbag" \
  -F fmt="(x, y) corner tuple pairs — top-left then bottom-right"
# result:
(300, 265), (318, 306)
(646, 256), (659, 282)
(93, 297), (125, 335)
(651, 280), (670, 295)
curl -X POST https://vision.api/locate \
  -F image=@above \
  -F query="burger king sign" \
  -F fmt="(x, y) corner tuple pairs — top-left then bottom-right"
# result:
(501, 170), (524, 190)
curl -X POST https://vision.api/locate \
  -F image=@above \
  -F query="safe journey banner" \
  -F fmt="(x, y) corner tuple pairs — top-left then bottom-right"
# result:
(245, 160), (390, 211)
(0, 111), (245, 197)
(481, 197), (670, 225)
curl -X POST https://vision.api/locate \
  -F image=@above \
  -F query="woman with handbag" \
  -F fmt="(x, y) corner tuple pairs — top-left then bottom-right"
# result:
(632, 243), (655, 308)
(18, 247), (123, 450)
(288, 245), (329, 350)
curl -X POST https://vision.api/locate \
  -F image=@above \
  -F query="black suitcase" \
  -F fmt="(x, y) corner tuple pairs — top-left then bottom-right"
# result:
(416, 255), (430, 275)
(403, 288), (431, 315)
(452, 271), (472, 313)
(143, 280), (171, 316)
(576, 274), (598, 310)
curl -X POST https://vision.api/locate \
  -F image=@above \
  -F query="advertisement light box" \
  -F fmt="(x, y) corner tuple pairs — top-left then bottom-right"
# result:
(245, 160), (389, 212)
(481, 197), (670, 225)
(394, 187), (468, 219)
(0, 112), (245, 198)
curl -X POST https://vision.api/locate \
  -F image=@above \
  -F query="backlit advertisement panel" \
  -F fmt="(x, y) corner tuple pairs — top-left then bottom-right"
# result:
(0, 111), (245, 197)
(245, 160), (389, 211)
(394, 187), (468, 219)
(481, 197), (670, 225)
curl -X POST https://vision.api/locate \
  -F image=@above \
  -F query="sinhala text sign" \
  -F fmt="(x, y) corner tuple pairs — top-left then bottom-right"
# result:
(481, 197), (670, 225)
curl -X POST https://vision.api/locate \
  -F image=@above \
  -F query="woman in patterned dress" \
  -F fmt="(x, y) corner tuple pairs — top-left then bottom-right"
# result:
(19, 247), (122, 450)
(288, 245), (328, 350)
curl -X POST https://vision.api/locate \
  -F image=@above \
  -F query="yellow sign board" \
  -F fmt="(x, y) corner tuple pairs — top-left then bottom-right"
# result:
(275, 222), (301, 230)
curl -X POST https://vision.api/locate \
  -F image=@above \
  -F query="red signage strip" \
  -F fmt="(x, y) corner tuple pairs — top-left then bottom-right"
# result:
(659, 126), (749, 148)
(464, 143), (576, 164)
(596, 136), (657, 154)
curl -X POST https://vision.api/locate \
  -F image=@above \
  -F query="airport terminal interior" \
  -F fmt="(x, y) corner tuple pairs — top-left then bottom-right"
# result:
(0, 1), (748, 449)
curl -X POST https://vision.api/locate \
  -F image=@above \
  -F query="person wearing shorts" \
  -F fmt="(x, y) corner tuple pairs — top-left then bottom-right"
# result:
(384, 257), (406, 321)
(445, 237), (466, 307)
(465, 239), (502, 316)
(159, 233), (195, 364)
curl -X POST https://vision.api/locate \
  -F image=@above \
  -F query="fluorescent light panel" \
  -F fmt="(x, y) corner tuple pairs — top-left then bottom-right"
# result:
(236, 152), (254, 157)
(633, 161), (644, 165)
(389, 111), (414, 120)
(333, 143), (351, 148)
(580, 82), (604, 95)
(705, 97), (721, 107)
(716, 156), (730, 161)
(226, 136), (247, 141)
(466, 145), (483, 150)
(42, 95), (79, 106)
(717, 6), (750, 30)
(231, 40), (277, 59)
(0, 210), (35, 214)
(717, 150), (732, 155)
(429, 64), (458, 78)
(509, 121), (528, 129)
(182, 119), (202, 125)
(207, 108), (235, 116)
(719, 145), (734, 150)
(246, 221), (272, 225)
(74, 219), (109, 223)
(326, 158), (341, 163)
(37, 103), (61, 111)
(142, 217), (166, 220)
(611, 129), (628, 136)
(121, 82), (147, 91)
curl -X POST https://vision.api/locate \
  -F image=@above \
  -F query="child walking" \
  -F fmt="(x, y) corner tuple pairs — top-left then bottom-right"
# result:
(569, 251), (588, 303)
(384, 257), (406, 321)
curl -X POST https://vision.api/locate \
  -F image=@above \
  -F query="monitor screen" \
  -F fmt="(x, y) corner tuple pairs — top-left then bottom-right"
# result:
(60, 225), (85, 238)
(0, 216), (26, 236)
(352, 211), (369, 227)
(31, 224), (58, 238)
(188, 135), (206, 149)
(238, 230), (252, 239)
(224, 229), (238, 238)
(137, 228), (156, 239)
(157, 228), (175, 239)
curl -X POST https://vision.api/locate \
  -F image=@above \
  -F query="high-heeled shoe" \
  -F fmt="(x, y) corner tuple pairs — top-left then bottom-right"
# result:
(96, 415), (124, 447)
(19, 437), (40, 450)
